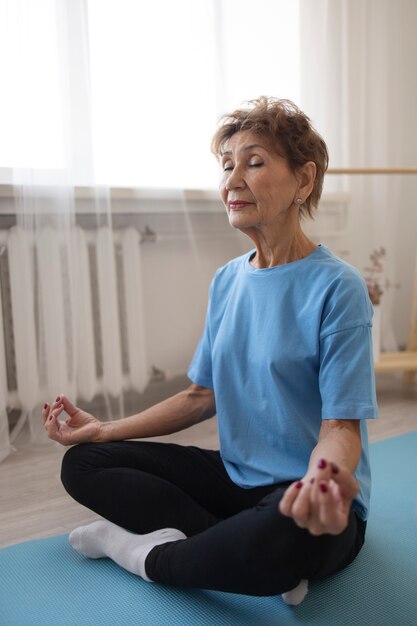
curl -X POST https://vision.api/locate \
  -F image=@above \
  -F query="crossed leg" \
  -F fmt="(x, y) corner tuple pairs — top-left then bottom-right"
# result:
(62, 441), (365, 597)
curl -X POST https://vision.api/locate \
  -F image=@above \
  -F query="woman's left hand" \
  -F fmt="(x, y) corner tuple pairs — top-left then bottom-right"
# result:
(278, 459), (360, 536)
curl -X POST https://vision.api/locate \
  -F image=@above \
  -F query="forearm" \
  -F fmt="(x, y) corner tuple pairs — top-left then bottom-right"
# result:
(97, 384), (216, 442)
(307, 419), (362, 475)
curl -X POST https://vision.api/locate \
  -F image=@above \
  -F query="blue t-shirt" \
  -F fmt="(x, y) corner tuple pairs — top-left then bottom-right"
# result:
(188, 244), (379, 520)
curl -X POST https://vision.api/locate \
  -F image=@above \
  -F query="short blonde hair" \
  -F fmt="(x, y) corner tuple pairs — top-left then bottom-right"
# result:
(211, 97), (329, 218)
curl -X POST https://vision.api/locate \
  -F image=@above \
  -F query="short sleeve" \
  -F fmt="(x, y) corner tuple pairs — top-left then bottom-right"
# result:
(187, 318), (214, 389)
(187, 276), (216, 389)
(319, 324), (378, 419)
(318, 268), (378, 420)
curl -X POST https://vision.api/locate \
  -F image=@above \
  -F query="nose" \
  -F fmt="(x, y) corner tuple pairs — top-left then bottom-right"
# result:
(225, 167), (245, 191)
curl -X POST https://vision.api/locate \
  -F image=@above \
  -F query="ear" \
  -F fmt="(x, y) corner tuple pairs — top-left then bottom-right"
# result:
(295, 161), (316, 201)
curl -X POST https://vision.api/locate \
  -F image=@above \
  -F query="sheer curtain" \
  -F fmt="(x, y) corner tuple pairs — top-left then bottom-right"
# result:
(0, 0), (301, 459)
(86, 0), (300, 189)
(299, 0), (417, 351)
(2, 0), (416, 462)
(0, 0), (134, 454)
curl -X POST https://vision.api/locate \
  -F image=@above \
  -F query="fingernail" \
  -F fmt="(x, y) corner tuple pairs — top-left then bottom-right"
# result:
(319, 482), (328, 493)
(318, 459), (327, 469)
(43, 403), (48, 409)
(331, 463), (339, 474)
(56, 396), (61, 402)
(309, 477), (315, 484)
(295, 481), (303, 489)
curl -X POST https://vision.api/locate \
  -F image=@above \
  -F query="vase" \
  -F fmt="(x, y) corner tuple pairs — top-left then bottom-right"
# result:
(372, 304), (381, 363)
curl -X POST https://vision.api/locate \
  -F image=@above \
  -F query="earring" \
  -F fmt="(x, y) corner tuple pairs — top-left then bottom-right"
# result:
(295, 197), (303, 204)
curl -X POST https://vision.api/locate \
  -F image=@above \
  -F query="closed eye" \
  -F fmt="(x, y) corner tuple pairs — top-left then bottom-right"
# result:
(248, 156), (264, 167)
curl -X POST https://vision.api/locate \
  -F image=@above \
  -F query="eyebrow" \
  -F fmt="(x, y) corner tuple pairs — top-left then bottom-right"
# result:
(221, 144), (266, 156)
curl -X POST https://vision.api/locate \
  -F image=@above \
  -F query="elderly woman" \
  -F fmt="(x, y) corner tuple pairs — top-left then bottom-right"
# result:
(43, 97), (378, 603)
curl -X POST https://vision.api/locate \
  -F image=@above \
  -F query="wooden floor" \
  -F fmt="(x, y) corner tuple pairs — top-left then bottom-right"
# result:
(0, 372), (416, 549)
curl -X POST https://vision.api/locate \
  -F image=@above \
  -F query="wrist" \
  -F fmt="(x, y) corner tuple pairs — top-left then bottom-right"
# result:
(94, 421), (115, 443)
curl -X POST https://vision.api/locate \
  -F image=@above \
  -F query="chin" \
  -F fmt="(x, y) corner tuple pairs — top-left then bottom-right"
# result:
(228, 219), (246, 231)
(228, 216), (258, 231)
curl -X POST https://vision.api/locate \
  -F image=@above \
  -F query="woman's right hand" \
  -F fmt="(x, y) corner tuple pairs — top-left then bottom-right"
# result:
(43, 395), (102, 446)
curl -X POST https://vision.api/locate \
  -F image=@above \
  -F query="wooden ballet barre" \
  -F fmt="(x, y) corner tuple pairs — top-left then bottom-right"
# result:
(374, 351), (417, 372)
(327, 167), (417, 175)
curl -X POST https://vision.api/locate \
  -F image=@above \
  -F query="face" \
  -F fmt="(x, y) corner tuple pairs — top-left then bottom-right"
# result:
(219, 131), (301, 233)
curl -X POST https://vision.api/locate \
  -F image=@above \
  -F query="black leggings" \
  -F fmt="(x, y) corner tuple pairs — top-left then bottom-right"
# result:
(61, 441), (366, 596)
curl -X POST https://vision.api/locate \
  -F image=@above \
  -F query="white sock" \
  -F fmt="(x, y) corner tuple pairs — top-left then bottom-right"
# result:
(69, 520), (186, 581)
(281, 579), (309, 606)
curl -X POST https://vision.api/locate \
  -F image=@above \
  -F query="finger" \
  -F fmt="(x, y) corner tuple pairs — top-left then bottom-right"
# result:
(315, 458), (333, 482)
(60, 395), (80, 417)
(291, 482), (314, 528)
(295, 476), (329, 535)
(50, 395), (64, 411)
(279, 481), (304, 517)
(328, 466), (359, 500)
(44, 412), (60, 440)
(329, 478), (352, 519)
(53, 403), (64, 416)
(308, 521), (327, 536)
(45, 404), (64, 431)
(42, 401), (62, 424)
(309, 458), (332, 503)
(316, 459), (359, 503)
(317, 480), (347, 535)
(42, 403), (50, 424)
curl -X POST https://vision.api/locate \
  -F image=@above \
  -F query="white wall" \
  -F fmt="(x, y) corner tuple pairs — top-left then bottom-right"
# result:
(392, 182), (417, 348)
(137, 210), (251, 375)
(299, 0), (417, 350)
(0, 188), (415, 383)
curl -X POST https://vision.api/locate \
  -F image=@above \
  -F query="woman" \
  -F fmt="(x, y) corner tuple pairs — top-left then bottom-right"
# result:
(43, 97), (378, 603)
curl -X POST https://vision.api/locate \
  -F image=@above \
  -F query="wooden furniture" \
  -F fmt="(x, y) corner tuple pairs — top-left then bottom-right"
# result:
(327, 167), (417, 382)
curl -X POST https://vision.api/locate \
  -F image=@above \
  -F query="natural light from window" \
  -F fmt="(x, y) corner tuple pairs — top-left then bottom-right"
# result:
(0, 0), (64, 170)
(0, 0), (300, 189)
(88, 0), (300, 189)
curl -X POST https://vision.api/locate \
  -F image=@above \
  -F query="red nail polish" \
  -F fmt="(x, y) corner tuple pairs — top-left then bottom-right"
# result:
(295, 480), (303, 489)
(43, 403), (48, 409)
(319, 482), (328, 493)
(318, 459), (327, 469)
(56, 396), (61, 402)
(331, 463), (339, 474)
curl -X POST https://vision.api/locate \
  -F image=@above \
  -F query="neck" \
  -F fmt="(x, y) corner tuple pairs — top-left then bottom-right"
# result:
(247, 224), (316, 269)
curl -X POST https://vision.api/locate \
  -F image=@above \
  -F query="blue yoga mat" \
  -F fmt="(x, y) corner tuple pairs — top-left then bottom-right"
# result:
(1, 432), (417, 626)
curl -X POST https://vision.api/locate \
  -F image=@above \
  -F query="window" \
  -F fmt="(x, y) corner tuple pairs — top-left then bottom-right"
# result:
(0, 0), (64, 170)
(0, 0), (300, 189)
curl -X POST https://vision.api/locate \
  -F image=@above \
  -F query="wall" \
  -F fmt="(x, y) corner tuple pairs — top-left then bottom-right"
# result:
(0, 186), (415, 386)
(393, 181), (417, 348)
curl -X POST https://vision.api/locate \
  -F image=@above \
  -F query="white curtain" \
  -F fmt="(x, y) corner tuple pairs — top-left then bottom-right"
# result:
(0, 278), (10, 462)
(0, 0), (149, 453)
(299, 0), (417, 351)
(2, 0), (415, 460)
(0, 0), (301, 458)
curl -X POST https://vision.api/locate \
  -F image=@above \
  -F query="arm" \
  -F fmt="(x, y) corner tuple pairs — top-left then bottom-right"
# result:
(306, 418), (361, 475)
(43, 384), (216, 446)
(279, 419), (361, 536)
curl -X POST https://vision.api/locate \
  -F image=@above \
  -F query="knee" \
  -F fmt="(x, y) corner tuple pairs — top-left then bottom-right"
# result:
(60, 443), (96, 498)
(237, 508), (307, 590)
(233, 535), (301, 596)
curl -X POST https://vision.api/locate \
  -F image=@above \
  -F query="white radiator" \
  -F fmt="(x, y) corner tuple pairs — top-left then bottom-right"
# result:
(0, 225), (148, 456)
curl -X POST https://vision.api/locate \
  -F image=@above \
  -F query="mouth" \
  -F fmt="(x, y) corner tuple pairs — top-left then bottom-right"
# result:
(228, 201), (252, 211)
